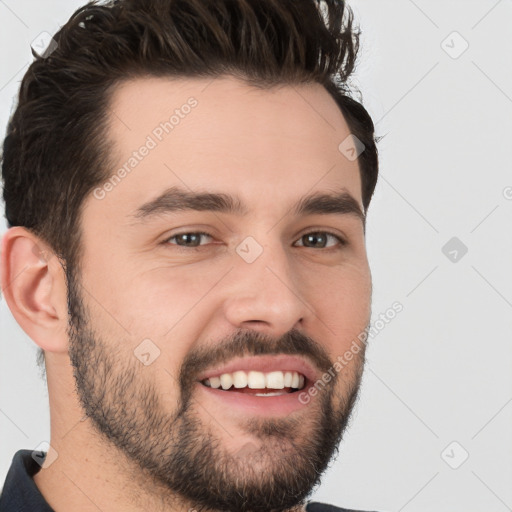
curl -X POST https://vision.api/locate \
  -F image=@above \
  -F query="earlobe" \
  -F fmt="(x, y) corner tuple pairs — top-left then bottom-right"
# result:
(1, 226), (68, 354)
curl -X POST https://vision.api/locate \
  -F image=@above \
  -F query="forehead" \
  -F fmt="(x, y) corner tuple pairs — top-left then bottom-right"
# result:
(86, 75), (362, 223)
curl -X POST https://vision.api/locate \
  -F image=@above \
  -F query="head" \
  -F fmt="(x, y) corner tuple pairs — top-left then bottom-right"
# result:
(1, 0), (378, 511)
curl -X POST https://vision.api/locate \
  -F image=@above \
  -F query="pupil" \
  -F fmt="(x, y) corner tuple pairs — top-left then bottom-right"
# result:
(305, 233), (326, 248)
(180, 233), (200, 246)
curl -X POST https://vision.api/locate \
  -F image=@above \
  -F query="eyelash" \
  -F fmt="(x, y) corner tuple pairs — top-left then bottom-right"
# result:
(162, 230), (347, 250)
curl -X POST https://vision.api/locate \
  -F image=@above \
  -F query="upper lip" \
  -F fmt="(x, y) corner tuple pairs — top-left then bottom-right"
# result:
(196, 354), (320, 384)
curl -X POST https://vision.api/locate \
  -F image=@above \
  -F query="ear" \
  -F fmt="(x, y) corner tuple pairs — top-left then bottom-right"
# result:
(1, 226), (69, 354)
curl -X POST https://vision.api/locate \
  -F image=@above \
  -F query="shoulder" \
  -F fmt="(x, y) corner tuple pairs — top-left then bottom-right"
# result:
(306, 501), (383, 512)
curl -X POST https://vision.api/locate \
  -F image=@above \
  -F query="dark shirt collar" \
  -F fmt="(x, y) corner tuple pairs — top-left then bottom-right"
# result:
(0, 449), (54, 511)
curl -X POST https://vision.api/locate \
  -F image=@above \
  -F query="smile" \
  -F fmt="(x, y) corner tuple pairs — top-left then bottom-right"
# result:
(195, 355), (318, 415)
(201, 370), (307, 396)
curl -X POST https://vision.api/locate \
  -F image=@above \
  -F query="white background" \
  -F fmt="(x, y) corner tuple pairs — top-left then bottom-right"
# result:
(1, 1), (511, 511)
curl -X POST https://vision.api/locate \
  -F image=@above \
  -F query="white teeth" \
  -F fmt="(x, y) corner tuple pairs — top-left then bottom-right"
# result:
(232, 370), (248, 388)
(247, 371), (266, 389)
(210, 376), (221, 388)
(265, 371), (285, 389)
(202, 370), (306, 391)
(220, 373), (233, 390)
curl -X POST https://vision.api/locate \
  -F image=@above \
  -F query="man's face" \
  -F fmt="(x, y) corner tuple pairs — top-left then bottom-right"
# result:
(68, 76), (372, 511)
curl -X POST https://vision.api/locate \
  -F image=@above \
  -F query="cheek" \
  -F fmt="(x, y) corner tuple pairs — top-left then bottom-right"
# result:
(75, 265), (213, 390)
(87, 257), (224, 338)
(106, 264), (229, 380)
(332, 266), (372, 318)
(298, 262), (371, 346)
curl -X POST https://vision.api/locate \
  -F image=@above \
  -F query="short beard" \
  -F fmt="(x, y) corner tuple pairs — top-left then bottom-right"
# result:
(66, 263), (367, 512)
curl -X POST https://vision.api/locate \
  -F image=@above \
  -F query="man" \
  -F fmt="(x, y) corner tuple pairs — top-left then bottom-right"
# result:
(0, 0), (380, 510)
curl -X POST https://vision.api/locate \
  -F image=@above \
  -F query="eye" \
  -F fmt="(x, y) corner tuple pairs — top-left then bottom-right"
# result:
(294, 231), (346, 249)
(164, 231), (214, 248)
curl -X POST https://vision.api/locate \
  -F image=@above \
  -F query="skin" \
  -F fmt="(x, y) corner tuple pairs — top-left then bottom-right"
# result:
(1, 75), (372, 512)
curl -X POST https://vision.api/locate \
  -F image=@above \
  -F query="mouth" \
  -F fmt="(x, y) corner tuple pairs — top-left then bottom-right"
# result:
(195, 355), (318, 415)
(201, 369), (307, 396)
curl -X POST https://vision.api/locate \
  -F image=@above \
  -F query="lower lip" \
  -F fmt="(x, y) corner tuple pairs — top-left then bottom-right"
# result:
(196, 382), (313, 416)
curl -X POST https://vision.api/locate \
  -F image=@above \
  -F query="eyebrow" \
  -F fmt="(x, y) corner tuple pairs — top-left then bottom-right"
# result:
(130, 186), (365, 224)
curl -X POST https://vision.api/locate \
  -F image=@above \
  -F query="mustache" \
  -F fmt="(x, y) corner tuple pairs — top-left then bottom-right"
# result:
(178, 328), (334, 389)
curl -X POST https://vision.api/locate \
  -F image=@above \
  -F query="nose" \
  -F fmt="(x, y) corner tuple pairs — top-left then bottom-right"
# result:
(221, 241), (309, 337)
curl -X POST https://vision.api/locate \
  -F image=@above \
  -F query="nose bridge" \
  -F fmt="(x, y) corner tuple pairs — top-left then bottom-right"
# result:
(222, 235), (308, 333)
